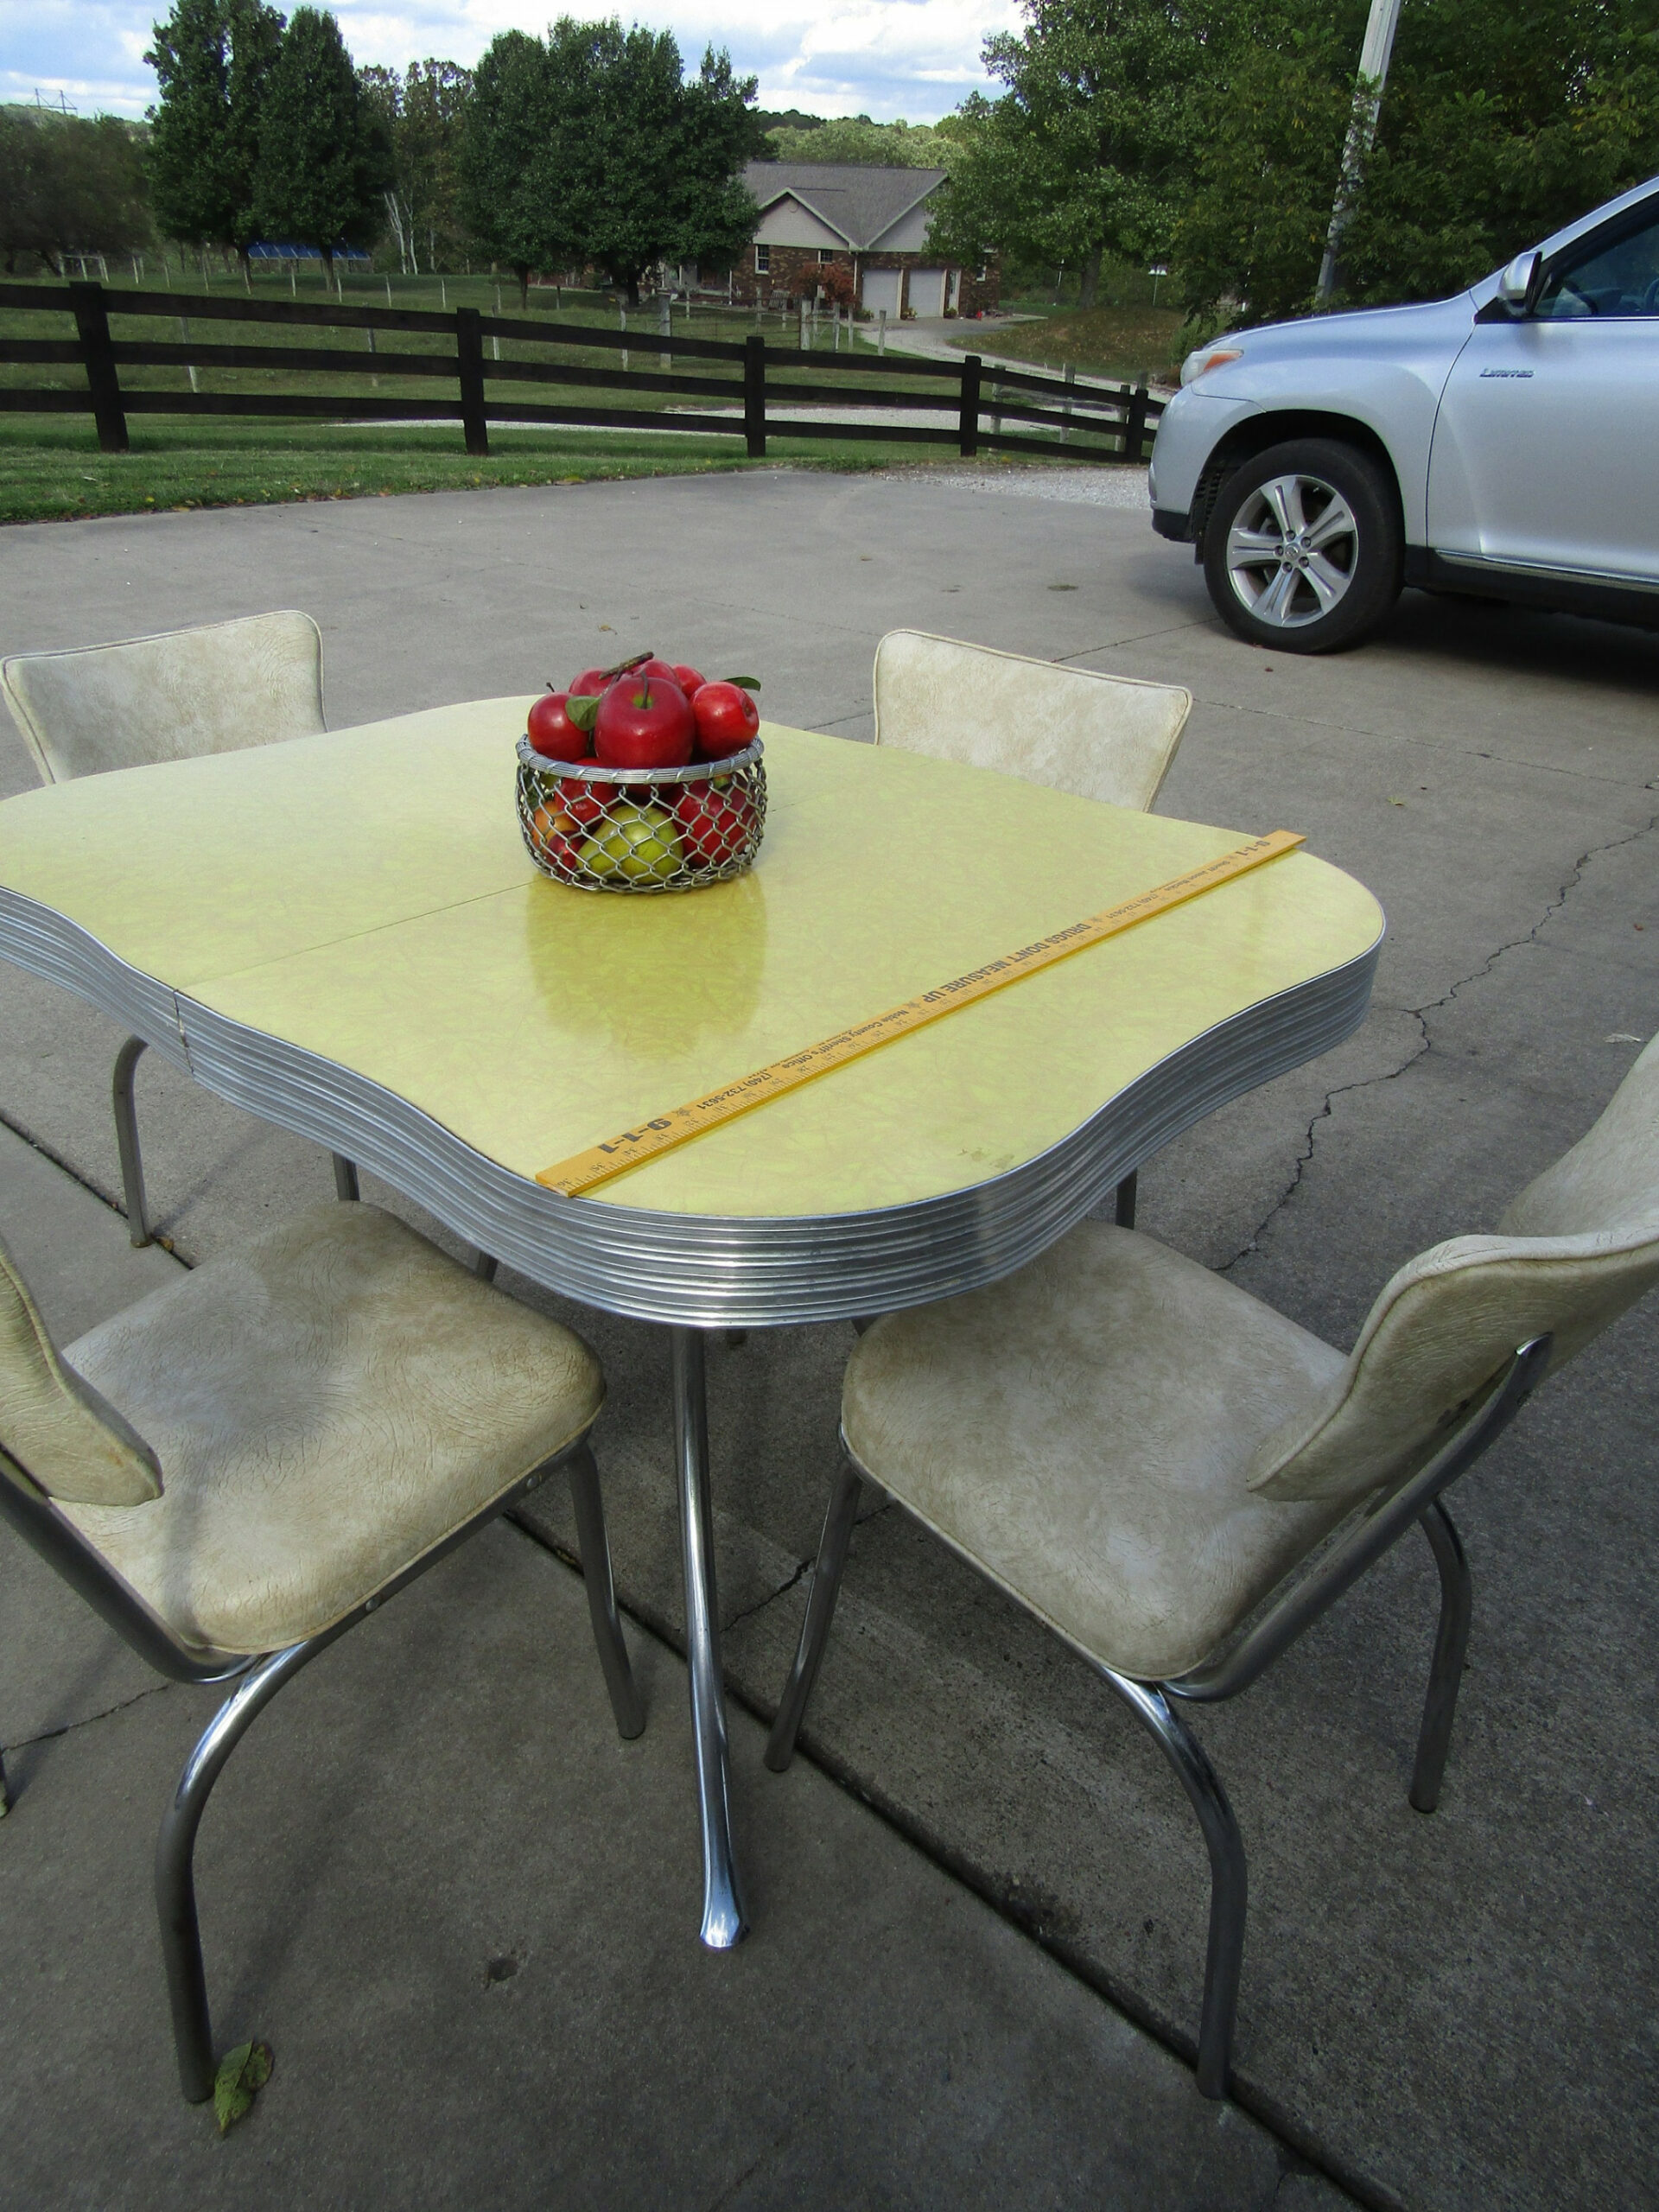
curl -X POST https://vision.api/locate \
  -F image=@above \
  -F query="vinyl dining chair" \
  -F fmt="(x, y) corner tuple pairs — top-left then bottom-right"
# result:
(874, 629), (1192, 1228)
(0, 613), (365, 1249)
(0, 1198), (641, 2102)
(767, 1032), (1659, 2097)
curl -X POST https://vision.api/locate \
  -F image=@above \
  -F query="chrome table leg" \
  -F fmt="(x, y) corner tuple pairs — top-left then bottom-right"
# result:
(671, 1324), (747, 1948)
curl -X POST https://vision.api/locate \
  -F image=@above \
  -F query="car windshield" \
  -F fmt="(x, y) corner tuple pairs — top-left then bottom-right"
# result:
(1535, 210), (1659, 318)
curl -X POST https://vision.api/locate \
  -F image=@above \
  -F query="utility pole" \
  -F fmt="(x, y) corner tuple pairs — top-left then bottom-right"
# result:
(1316, 0), (1404, 305)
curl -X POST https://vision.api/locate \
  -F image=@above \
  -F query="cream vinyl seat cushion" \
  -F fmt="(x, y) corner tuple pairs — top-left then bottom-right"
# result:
(844, 1035), (1659, 1682)
(872, 629), (1192, 811)
(0, 610), (325, 784)
(843, 1222), (1353, 1681)
(57, 1203), (603, 1655)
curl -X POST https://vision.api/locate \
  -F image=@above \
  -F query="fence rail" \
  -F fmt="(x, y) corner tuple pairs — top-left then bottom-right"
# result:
(0, 280), (1164, 466)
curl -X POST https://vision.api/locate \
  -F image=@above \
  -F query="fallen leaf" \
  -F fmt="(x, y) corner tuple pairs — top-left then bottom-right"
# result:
(1387, 796), (1405, 806)
(1606, 1033), (1642, 1044)
(213, 2038), (273, 2134)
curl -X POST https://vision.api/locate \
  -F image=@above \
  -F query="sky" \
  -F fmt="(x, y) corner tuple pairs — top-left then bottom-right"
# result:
(2, 0), (1020, 124)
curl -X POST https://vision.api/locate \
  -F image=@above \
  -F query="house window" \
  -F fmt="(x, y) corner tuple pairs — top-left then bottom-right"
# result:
(754, 245), (771, 276)
(976, 264), (988, 283)
(818, 249), (836, 264)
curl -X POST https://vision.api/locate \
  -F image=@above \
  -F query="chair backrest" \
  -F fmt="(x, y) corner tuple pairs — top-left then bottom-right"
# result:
(0, 1236), (161, 1506)
(872, 630), (1192, 811)
(1249, 1034), (1659, 1506)
(1, 611), (325, 785)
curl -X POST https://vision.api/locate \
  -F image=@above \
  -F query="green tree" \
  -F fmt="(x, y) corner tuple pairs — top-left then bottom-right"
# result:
(462, 20), (758, 306)
(0, 111), (152, 274)
(460, 29), (570, 304)
(765, 116), (954, 167)
(361, 57), (472, 274)
(925, 0), (1204, 308)
(146, 0), (283, 273)
(547, 22), (756, 304)
(253, 5), (389, 279)
(1176, 0), (1659, 325)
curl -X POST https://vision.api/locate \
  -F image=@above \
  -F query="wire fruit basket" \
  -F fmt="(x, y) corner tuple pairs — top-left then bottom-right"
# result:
(516, 736), (766, 893)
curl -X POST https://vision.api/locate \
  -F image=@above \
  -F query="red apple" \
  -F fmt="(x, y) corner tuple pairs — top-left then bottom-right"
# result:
(526, 689), (590, 761)
(557, 778), (617, 826)
(691, 682), (760, 760)
(569, 667), (613, 697)
(672, 779), (753, 866)
(632, 657), (684, 689)
(594, 677), (695, 769)
(672, 663), (707, 696)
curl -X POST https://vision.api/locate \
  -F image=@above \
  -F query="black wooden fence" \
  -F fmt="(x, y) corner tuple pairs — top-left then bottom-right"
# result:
(0, 280), (1164, 464)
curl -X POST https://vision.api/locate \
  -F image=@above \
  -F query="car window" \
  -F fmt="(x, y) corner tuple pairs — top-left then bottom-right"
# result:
(1535, 209), (1659, 319)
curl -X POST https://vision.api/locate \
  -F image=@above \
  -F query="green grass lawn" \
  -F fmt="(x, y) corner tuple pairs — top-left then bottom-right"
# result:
(0, 418), (1075, 525)
(959, 302), (1191, 388)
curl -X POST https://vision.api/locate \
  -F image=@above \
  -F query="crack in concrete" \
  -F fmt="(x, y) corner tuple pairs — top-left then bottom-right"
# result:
(4, 1675), (175, 1756)
(721, 1552), (810, 1635)
(717, 1496), (894, 1639)
(1222, 808), (1659, 1273)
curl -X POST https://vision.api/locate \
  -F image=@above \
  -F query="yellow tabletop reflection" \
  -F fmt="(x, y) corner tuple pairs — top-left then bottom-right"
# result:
(0, 698), (1382, 1220)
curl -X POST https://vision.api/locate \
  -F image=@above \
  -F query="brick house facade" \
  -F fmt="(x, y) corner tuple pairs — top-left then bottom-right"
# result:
(728, 164), (1000, 319)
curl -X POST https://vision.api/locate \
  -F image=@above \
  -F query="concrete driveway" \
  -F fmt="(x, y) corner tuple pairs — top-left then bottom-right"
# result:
(2, 463), (1656, 2209)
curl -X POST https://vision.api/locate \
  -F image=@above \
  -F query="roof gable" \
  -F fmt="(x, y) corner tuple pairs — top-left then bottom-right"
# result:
(742, 162), (946, 251)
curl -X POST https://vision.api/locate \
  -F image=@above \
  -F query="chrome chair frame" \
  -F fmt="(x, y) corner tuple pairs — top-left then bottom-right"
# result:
(766, 1333), (1552, 2098)
(0, 1432), (640, 2102)
(113, 1033), (365, 1251)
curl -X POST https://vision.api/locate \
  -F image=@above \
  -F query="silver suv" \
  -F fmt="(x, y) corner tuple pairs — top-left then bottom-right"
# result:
(1148, 175), (1659, 651)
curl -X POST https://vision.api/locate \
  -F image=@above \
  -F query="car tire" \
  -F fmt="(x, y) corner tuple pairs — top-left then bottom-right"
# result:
(1202, 439), (1402, 652)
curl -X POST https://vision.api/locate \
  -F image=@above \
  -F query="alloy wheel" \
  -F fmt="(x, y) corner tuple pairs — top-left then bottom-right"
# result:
(1224, 473), (1360, 631)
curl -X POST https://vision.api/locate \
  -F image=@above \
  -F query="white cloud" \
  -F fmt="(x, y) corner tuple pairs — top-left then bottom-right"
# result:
(0, 0), (1015, 121)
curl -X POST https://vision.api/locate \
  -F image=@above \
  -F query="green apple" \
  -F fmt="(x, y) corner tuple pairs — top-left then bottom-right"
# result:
(578, 803), (683, 883)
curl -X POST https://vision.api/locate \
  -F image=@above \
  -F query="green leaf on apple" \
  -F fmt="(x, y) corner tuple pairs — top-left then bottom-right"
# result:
(565, 692), (601, 733)
(721, 676), (761, 690)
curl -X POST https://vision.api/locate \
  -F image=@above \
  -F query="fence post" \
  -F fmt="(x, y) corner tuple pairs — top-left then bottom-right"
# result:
(958, 353), (981, 458)
(743, 334), (767, 458)
(455, 306), (489, 457)
(1124, 380), (1150, 463)
(69, 282), (127, 454)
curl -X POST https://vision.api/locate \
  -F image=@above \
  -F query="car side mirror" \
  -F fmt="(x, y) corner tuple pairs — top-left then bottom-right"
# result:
(1497, 249), (1541, 314)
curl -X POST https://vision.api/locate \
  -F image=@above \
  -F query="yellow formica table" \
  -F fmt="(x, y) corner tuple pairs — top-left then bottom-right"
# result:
(0, 699), (1384, 1947)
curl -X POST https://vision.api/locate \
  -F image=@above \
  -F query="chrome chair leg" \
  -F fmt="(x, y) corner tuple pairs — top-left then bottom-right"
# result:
(155, 1640), (325, 2102)
(766, 1456), (864, 1773)
(112, 1036), (150, 1248)
(1411, 1500), (1472, 1815)
(1100, 1669), (1247, 2100)
(565, 1443), (644, 1739)
(1114, 1170), (1138, 1230)
(331, 1154), (359, 1202)
(671, 1325), (747, 1948)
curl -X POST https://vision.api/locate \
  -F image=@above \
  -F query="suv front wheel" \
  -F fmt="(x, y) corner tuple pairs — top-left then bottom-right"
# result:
(1202, 439), (1402, 652)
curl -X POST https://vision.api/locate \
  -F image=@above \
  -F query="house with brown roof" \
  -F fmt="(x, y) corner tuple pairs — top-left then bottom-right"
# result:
(728, 162), (999, 319)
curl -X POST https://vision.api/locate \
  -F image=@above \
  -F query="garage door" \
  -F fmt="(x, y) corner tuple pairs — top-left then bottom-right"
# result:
(909, 268), (948, 318)
(861, 267), (902, 318)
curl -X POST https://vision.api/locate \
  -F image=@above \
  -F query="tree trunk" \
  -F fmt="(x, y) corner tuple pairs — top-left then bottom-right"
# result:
(321, 247), (334, 288)
(626, 273), (641, 308)
(515, 263), (530, 308)
(238, 245), (252, 286)
(1077, 244), (1103, 311)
